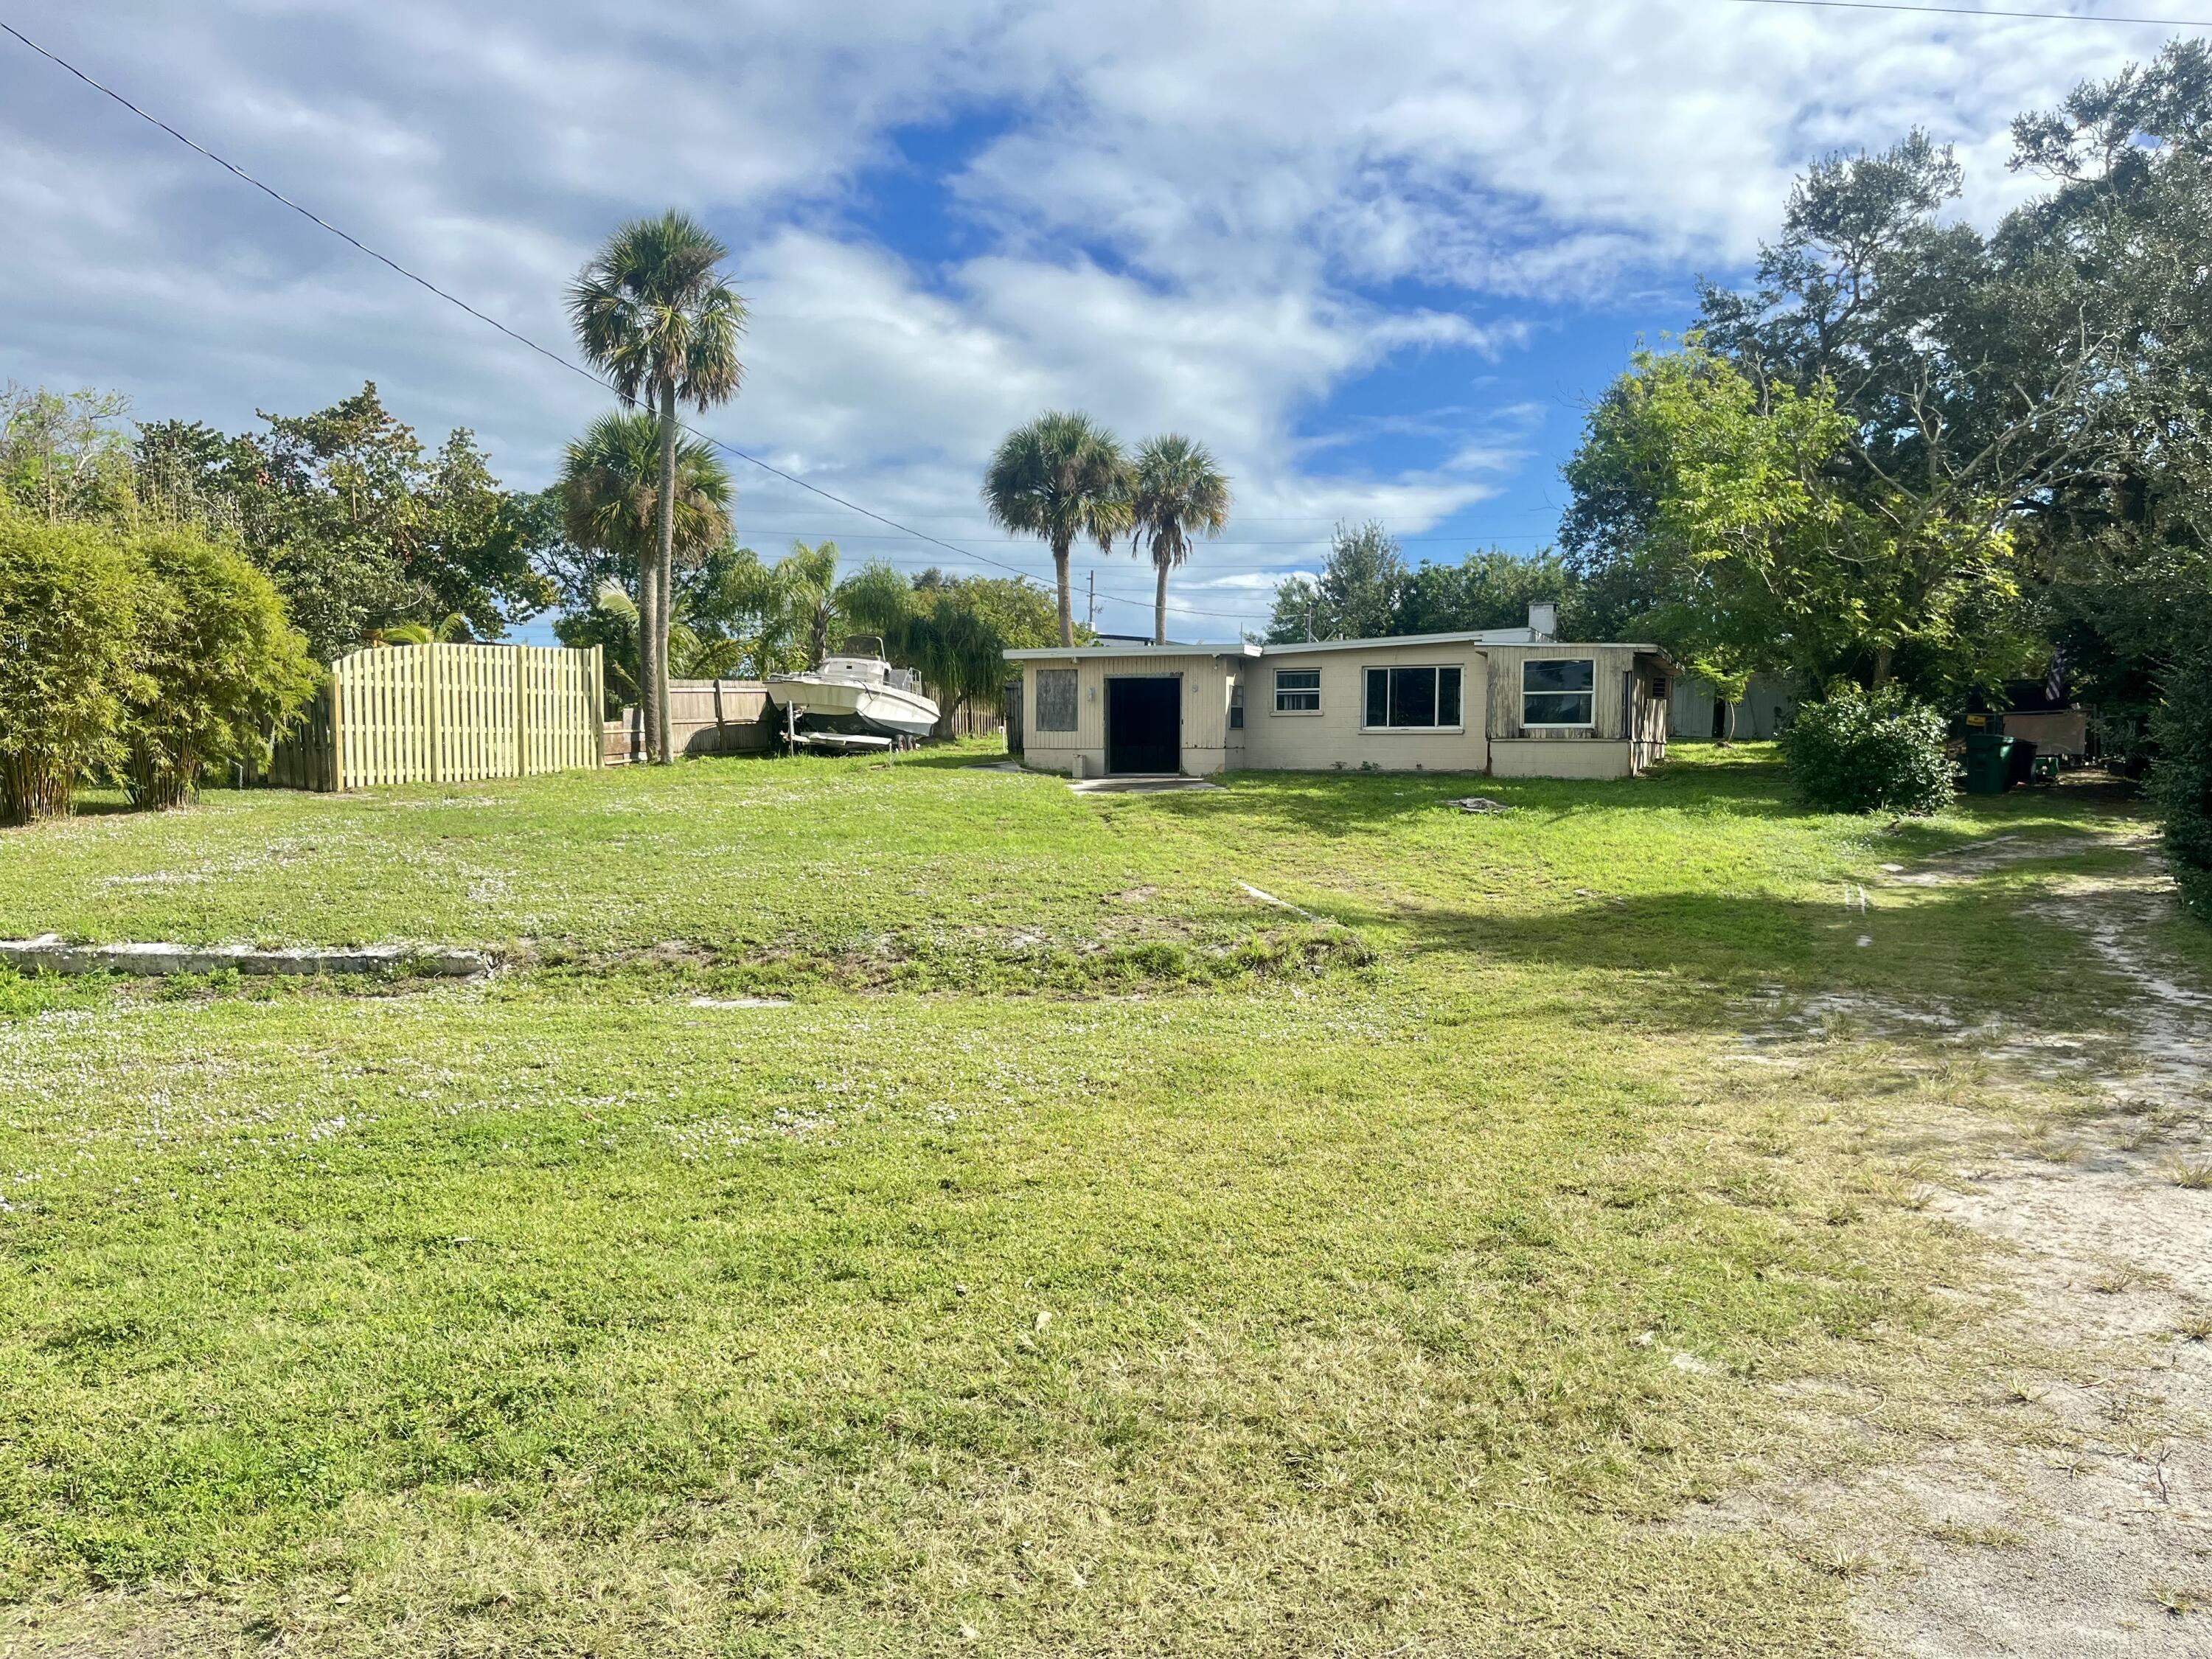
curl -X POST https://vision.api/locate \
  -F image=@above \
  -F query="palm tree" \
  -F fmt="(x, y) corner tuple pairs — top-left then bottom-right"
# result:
(777, 540), (844, 668)
(557, 410), (734, 715)
(1127, 434), (1231, 645)
(589, 582), (746, 681)
(982, 411), (1130, 647)
(568, 212), (746, 762)
(369, 613), (470, 647)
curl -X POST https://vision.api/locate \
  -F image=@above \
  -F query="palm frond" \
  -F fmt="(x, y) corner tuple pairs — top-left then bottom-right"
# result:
(592, 580), (640, 624)
(557, 409), (735, 569)
(1130, 433), (1232, 572)
(981, 410), (1132, 551)
(568, 212), (747, 410)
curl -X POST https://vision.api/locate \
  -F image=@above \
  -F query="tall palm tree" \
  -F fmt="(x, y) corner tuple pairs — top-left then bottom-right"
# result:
(557, 410), (734, 716)
(982, 411), (1130, 647)
(1127, 434), (1231, 645)
(568, 212), (746, 762)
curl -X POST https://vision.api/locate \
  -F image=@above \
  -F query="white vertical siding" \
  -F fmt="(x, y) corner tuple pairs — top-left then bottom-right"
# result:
(1021, 653), (1233, 776)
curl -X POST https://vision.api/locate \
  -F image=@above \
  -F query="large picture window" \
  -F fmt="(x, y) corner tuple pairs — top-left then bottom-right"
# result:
(1522, 658), (1595, 726)
(1363, 665), (1463, 730)
(1035, 668), (1079, 732)
(1274, 668), (1321, 712)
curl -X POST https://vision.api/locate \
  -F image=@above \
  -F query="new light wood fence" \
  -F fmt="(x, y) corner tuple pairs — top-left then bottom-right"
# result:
(266, 643), (604, 792)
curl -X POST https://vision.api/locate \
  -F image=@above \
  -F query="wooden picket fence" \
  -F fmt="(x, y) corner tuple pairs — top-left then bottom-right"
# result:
(265, 642), (604, 791)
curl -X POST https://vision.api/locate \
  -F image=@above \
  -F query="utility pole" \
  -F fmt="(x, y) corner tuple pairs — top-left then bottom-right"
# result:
(1086, 569), (1096, 632)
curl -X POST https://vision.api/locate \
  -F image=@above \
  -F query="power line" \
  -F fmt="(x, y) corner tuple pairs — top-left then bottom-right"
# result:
(1721, 0), (2210, 27)
(731, 507), (1563, 524)
(749, 538), (1272, 618)
(0, 18), (1266, 627)
(738, 526), (1559, 546)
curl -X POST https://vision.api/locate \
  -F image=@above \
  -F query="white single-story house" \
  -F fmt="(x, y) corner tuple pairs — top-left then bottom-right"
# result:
(1006, 603), (1675, 780)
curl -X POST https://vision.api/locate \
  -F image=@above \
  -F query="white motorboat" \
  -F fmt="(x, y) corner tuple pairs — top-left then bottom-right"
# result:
(765, 636), (939, 741)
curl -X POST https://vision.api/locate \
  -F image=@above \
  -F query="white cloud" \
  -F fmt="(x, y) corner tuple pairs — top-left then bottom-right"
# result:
(0, 0), (2183, 636)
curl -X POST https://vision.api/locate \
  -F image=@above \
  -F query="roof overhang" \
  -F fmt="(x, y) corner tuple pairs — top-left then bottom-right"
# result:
(1003, 636), (1678, 664)
(1253, 633), (1672, 656)
(1002, 643), (1262, 662)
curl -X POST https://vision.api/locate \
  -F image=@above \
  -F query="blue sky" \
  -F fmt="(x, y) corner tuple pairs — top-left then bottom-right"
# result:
(0, 2), (2191, 642)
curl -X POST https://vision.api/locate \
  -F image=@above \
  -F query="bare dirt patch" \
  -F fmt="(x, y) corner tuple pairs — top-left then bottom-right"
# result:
(1882, 832), (2107, 888)
(1714, 829), (2212, 1655)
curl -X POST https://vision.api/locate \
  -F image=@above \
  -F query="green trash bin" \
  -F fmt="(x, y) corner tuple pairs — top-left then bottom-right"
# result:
(1962, 728), (2014, 795)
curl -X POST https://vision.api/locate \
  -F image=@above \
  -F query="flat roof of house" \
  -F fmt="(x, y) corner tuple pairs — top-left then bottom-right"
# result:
(1003, 641), (1261, 661)
(1004, 632), (1670, 662)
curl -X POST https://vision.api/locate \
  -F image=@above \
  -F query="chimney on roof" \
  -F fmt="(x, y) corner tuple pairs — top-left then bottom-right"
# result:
(1528, 599), (1559, 641)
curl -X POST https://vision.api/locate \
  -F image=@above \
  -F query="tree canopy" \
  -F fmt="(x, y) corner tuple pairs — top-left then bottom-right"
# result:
(1560, 38), (2212, 898)
(1562, 344), (2029, 697)
(1566, 38), (2212, 735)
(130, 383), (556, 659)
(1265, 524), (1578, 644)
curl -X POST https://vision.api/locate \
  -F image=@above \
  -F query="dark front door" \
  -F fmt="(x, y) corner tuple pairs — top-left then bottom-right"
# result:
(1106, 676), (1180, 774)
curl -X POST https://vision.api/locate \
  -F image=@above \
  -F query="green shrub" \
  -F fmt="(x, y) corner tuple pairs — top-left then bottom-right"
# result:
(0, 512), (145, 824)
(2149, 647), (2212, 922)
(121, 529), (321, 809)
(1780, 683), (1955, 815)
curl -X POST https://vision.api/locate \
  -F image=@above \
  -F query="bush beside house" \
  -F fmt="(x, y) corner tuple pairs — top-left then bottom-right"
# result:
(0, 516), (145, 825)
(122, 529), (321, 810)
(0, 510), (317, 824)
(1780, 684), (1954, 816)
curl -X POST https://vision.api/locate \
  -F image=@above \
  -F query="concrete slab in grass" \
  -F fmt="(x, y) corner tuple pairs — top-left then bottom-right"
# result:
(0, 934), (491, 978)
(1068, 776), (1225, 796)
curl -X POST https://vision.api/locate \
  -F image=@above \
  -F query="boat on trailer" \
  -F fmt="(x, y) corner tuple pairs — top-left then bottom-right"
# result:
(765, 636), (939, 745)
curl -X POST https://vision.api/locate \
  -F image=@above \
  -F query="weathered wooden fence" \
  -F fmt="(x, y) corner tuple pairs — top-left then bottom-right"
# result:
(940, 700), (1006, 740)
(597, 678), (1007, 765)
(267, 643), (604, 791)
(603, 680), (782, 765)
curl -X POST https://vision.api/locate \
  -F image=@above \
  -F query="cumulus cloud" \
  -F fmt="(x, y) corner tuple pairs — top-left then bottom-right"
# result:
(0, 0), (2183, 632)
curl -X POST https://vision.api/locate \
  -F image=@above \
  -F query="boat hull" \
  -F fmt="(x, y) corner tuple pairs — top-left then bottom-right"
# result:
(766, 676), (939, 740)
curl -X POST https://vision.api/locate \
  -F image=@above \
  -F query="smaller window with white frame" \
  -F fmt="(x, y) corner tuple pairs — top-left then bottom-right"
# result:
(1363, 664), (1463, 730)
(1522, 658), (1595, 726)
(1274, 667), (1321, 712)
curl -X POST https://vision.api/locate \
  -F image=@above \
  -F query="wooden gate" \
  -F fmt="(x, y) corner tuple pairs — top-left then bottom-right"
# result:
(266, 643), (604, 791)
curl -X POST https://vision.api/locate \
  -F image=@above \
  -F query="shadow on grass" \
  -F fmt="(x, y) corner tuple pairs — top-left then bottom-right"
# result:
(1324, 874), (2135, 1034)
(1115, 764), (2123, 863)
(1136, 762), (1799, 836)
(894, 751), (1028, 773)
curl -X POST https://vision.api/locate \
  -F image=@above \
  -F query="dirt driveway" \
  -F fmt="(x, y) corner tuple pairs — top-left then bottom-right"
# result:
(1731, 824), (2212, 1655)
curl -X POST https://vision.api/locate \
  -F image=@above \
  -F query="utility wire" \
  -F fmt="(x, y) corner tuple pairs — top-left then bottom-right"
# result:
(1721, 0), (2210, 27)
(737, 527), (1558, 547)
(739, 539), (1273, 618)
(0, 18), (1268, 627)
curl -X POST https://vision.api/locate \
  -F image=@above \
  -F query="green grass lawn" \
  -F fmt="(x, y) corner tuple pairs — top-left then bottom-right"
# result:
(0, 745), (2166, 1655)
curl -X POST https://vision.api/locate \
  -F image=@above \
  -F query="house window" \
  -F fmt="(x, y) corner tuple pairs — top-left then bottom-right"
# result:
(1274, 668), (1321, 712)
(1035, 668), (1078, 732)
(1523, 658), (1595, 726)
(1363, 665), (1463, 730)
(1228, 678), (1245, 730)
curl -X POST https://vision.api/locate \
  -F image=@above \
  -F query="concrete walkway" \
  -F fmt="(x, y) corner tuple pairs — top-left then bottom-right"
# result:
(1066, 776), (1225, 796)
